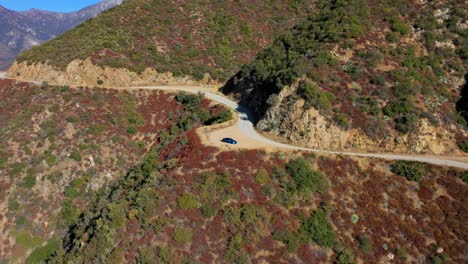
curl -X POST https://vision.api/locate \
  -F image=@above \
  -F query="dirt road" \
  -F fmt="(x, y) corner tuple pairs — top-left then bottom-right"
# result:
(130, 86), (468, 170)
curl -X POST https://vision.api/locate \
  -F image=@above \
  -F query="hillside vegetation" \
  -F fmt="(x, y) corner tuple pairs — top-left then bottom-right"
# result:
(223, 0), (467, 153)
(17, 0), (312, 81)
(0, 79), (231, 263)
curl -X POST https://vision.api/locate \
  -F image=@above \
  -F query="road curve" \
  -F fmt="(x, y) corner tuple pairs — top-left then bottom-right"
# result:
(135, 86), (468, 169)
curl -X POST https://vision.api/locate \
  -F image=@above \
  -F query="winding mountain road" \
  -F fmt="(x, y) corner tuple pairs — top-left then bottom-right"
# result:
(132, 86), (468, 170)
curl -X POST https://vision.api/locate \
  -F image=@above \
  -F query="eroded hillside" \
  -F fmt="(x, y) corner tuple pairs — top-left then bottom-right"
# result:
(223, 0), (468, 154)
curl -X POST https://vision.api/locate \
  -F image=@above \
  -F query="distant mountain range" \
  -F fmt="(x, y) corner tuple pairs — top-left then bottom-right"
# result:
(0, 0), (123, 69)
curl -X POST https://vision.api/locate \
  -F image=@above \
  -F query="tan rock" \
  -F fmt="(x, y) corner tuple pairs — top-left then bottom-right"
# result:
(257, 81), (462, 154)
(7, 58), (222, 88)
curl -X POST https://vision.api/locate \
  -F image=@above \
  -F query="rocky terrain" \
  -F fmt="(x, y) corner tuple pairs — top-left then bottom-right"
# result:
(0, 0), (123, 69)
(1, 79), (466, 264)
(223, 0), (468, 155)
(1, 0), (467, 263)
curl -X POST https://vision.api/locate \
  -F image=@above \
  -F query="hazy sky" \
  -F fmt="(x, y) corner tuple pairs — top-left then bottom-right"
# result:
(0, 0), (101, 12)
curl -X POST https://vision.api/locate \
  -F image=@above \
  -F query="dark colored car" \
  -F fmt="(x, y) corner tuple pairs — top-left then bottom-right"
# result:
(221, 137), (238, 144)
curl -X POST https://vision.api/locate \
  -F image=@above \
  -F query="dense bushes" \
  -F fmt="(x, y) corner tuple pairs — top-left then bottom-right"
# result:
(177, 193), (199, 210)
(357, 235), (373, 254)
(176, 91), (232, 128)
(458, 141), (468, 153)
(300, 206), (336, 248)
(223, 0), (370, 115)
(286, 158), (330, 194)
(390, 160), (427, 181)
(383, 99), (419, 133)
(17, 0), (311, 81)
(273, 205), (336, 253)
(298, 81), (335, 111)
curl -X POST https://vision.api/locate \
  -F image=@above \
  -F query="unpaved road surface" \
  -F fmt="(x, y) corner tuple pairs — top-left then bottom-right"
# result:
(130, 86), (468, 170)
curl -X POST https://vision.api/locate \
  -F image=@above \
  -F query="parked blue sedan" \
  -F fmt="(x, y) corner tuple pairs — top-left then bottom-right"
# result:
(221, 137), (238, 144)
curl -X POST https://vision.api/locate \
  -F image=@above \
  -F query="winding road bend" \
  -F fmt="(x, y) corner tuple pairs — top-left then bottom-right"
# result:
(130, 86), (468, 170)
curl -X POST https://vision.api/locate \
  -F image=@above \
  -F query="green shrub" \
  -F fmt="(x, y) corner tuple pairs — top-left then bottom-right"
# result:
(382, 99), (414, 117)
(127, 126), (138, 134)
(97, 80), (104, 85)
(206, 110), (233, 125)
(156, 246), (172, 263)
(10, 162), (26, 175)
(8, 199), (20, 211)
(298, 82), (335, 110)
(60, 199), (81, 226)
(224, 233), (250, 263)
(64, 186), (79, 198)
(200, 204), (216, 218)
(69, 151), (82, 162)
(300, 206), (336, 248)
(66, 116), (79, 123)
(44, 153), (58, 166)
(458, 141), (468, 153)
(359, 97), (380, 116)
(15, 232), (32, 247)
(273, 230), (301, 252)
(23, 175), (37, 188)
(176, 92), (201, 111)
(458, 171), (468, 183)
(391, 20), (411, 35)
(431, 255), (443, 264)
(314, 51), (336, 67)
(394, 113), (419, 133)
(357, 235), (373, 254)
(177, 193), (199, 209)
(370, 75), (385, 86)
(336, 249), (355, 264)
(395, 247), (408, 261)
(334, 113), (349, 129)
(255, 169), (270, 185)
(361, 50), (384, 66)
(342, 62), (362, 81)
(173, 227), (193, 244)
(390, 160), (427, 181)
(87, 124), (106, 135)
(40, 120), (58, 139)
(286, 158), (330, 194)
(386, 32), (400, 43)
(127, 112), (145, 126)
(25, 239), (59, 264)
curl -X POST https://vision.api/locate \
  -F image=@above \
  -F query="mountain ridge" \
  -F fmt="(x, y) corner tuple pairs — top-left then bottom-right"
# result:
(0, 0), (123, 69)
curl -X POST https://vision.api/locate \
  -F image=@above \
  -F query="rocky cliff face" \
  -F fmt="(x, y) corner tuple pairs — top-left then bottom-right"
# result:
(7, 59), (218, 87)
(223, 0), (467, 155)
(259, 82), (463, 154)
(0, 0), (123, 69)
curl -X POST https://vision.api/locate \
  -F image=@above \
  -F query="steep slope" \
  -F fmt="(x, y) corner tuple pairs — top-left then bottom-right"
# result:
(9, 0), (312, 86)
(223, 0), (468, 154)
(0, 79), (231, 263)
(0, 0), (123, 70)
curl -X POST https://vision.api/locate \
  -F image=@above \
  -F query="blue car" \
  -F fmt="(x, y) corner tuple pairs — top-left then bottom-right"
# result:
(221, 137), (238, 144)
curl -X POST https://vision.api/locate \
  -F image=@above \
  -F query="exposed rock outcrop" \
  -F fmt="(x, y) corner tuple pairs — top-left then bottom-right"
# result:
(257, 83), (461, 154)
(7, 59), (220, 87)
